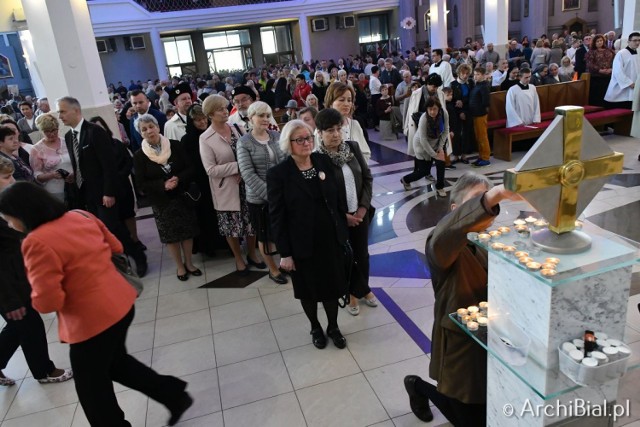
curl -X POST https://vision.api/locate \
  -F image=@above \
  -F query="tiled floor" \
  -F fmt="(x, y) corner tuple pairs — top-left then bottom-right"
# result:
(1, 130), (639, 426)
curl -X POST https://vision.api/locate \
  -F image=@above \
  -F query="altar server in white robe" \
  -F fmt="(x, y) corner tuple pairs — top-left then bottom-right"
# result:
(604, 32), (640, 110)
(429, 49), (454, 88)
(505, 68), (541, 128)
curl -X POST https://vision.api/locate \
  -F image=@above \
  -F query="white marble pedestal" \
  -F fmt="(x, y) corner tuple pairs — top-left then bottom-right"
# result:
(480, 229), (637, 426)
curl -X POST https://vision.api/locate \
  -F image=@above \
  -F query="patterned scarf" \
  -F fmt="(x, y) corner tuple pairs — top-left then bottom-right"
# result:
(426, 111), (444, 140)
(319, 141), (354, 167)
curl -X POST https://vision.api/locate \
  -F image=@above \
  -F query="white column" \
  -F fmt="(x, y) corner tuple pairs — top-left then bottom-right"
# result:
(18, 30), (46, 98)
(620, 0), (640, 49)
(149, 27), (169, 82)
(298, 13), (312, 63)
(20, 0), (118, 134)
(428, 0), (448, 50)
(484, 0), (509, 58)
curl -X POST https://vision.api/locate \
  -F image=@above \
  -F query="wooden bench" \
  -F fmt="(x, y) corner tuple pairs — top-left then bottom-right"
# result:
(492, 109), (634, 161)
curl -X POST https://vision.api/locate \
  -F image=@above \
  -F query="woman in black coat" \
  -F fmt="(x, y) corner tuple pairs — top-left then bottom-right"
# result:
(315, 108), (376, 316)
(133, 114), (200, 281)
(181, 105), (227, 257)
(274, 76), (291, 110)
(267, 120), (349, 350)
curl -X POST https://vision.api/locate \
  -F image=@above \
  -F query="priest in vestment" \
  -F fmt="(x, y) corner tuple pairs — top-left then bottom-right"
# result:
(505, 68), (541, 128)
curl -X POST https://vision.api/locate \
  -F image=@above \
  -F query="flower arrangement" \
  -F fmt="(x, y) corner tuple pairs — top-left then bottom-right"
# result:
(400, 17), (417, 30)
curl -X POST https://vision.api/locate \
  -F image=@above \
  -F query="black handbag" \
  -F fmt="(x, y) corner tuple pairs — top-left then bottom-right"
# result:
(183, 182), (201, 207)
(73, 211), (143, 297)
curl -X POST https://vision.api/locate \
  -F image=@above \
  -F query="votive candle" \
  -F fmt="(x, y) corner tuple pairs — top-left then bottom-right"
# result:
(514, 251), (529, 258)
(540, 268), (557, 277)
(545, 257), (560, 265)
(519, 256), (533, 265)
(526, 261), (541, 271)
(466, 321), (479, 331)
(513, 219), (526, 226)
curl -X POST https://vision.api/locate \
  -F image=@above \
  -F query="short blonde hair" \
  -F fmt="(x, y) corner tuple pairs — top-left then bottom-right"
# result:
(279, 120), (314, 155)
(247, 101), (272, 118)
(0, 156), (14, 175)
(202, 94), (229, 117)
(35, 113), (60, 133)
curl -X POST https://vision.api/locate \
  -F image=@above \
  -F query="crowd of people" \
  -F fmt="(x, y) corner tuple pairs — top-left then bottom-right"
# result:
(0, 25), (638, 426)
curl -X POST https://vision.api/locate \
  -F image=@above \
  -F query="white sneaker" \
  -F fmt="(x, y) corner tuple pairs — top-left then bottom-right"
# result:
(437, 189), (447, 197)
(346, 305), (360, 316)
(362, 297), (378, 307)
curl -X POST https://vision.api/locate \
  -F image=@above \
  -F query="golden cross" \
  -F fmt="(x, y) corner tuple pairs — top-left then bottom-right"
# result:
(503, 107), (624, 234)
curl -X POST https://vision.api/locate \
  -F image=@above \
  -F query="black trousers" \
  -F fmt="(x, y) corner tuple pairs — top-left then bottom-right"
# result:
(82, 190), (145, 265)
(415, 377), (486, 426)
(403, 159), (445, 189)
(453, 114), (475, 156)
(370, 94), (382, 126)
(69, 307), (186, 427)
(0, 303), (54, 379)
(348, 214), (371, 299)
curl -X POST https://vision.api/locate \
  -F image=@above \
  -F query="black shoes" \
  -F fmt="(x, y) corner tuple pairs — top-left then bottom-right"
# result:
(168, 392), (193, 426)
(246, 256), (267, 269)
(326, 328), (347, 349)
(184, 264), (202, 276)
(135, 240), (147, 251)
(136, 260), (148, 278)
(269, 272), (288, 284)
(311, 328), (327, 349)
(403, 375), (434, 422)
(177, 272), (189, 281)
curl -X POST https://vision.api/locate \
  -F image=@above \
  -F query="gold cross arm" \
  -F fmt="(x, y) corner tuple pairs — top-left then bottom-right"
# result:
(504, 153), (623, 232)
(502, 107), (624, 234)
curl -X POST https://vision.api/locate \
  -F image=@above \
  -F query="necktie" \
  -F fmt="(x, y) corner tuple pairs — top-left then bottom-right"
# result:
(72, 130), (83, 187)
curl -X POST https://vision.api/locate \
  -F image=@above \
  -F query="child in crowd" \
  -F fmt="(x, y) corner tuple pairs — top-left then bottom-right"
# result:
(469, 67), (492, 167)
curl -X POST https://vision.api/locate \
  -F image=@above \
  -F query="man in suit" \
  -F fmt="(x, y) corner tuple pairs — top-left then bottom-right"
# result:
(129, 90), (166, 152)
(56, 96), (147, 277)
(574, 35), (592, 78)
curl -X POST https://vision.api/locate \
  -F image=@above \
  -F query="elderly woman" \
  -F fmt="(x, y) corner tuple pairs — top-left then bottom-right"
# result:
(315, 108), (376, 315)
(323, 82), (371, 163)
(0, 126), (34, 182)
(559, 56), (575, 79)
(0, 182), (192, 426)
(237, 101), (287, 284)
(181, 105), (226, 257)
(133, 114), (201, 281)
(585, 34), (615, 107)
(267, 120), (348, 349)
(29, 113), (72, 201)
(200, 95), (264, 275)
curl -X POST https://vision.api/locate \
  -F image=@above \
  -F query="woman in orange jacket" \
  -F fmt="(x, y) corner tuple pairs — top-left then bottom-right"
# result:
(0, 182), (192, 427)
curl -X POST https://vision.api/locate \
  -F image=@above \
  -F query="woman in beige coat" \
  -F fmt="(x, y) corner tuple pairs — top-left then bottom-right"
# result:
(200, 95), (264, 275)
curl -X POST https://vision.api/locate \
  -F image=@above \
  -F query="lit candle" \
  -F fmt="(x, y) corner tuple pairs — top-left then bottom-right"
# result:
(490, 242), (505, 250)
(467, 305), (479, 314)
(519, 256), (533, 265)
(545, 257), (560, 265)
(478, 233), (491, 243)
(514, 251), (529, 258)
(466, 321), (479, 331)
(515, 225), (530, 237)
(479, 301), (489, 310)
(541, 262), (557, 270)
(534, 220), (547, 228)
(526, 261), (541, 271)
(461, 315), (472, 325)
(477, 317), (488, 327)
(513, 219), (526, 226)
(575, 220), (583, 230)
(457, 308), (469, 319)
(498, 226), (511, 234)
(540, 268), (557, 277)
(488, 230), (502, 239)
(525, 216), (537, 223)
(502, 246), (516, 256)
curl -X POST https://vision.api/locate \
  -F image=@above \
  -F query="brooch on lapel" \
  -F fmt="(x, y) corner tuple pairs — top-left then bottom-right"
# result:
(318, 171), (326, 181)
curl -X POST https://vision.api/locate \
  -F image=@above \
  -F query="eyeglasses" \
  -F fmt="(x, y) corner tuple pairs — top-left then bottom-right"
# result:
(290, 135), (314, 145)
